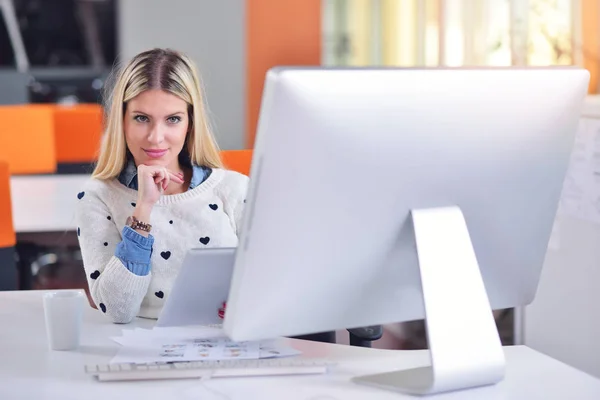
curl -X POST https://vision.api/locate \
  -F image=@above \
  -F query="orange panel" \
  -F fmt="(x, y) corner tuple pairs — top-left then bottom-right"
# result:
(246, 0), (321, 147)
(0, 161), (15, 247)
(220, 149), (253, 176)
(54, 104), (103, 163)
(582, 0), (599, 94)
(0, 106), (56, 174)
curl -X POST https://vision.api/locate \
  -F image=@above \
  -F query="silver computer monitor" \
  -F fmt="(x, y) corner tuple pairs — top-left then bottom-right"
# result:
(223, 67), (589, 395)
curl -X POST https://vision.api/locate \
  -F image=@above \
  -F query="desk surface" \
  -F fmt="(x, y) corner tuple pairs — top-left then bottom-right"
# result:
(1, 290), (600, 399)
(10, 174), (88, 233)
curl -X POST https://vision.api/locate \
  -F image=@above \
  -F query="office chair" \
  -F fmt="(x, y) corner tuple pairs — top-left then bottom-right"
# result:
(0, 105), (56, 174)
(0, 106), (59, 290)
(293, 327), (384, 348)
(220, 149), (384, 348)
(52, 104), (103, 174)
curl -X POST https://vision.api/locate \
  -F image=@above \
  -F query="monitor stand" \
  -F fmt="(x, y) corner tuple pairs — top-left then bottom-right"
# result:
(353, 206), (505, 396)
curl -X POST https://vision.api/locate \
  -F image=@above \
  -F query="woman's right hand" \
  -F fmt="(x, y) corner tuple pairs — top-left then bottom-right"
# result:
(136, 164), (184, 209)
(218, 301), (226, 319)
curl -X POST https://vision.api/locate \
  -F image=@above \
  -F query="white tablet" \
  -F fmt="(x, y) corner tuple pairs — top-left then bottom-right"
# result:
(156, 247), (235, 327)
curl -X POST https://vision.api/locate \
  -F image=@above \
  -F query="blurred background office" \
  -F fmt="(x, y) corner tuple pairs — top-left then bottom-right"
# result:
(2, 1), (597, 146)
(0, 0), (599, 352)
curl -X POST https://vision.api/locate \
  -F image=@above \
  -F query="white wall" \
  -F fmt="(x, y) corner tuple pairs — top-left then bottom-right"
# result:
(118, 0), (246, 150)
(524, 96), (600, 378)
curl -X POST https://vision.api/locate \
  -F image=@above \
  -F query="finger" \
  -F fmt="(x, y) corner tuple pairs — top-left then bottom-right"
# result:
(168, 171), (184, 184)
(141, 165), (162, 180)
(142, 166), (177, 190)
(151, 168), (165, 181)
(149, 168), (166, 191)
(153, 168), (165, 182)
(154, 175), (164, 192)
(161, 169), (170, 190)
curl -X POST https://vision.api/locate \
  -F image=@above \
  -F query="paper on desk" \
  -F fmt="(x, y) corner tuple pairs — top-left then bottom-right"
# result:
(110, 326), (300, 364)
(111, 337), (261, 364)
(258, 340), (302, 359)
(111, 325), (225, 345)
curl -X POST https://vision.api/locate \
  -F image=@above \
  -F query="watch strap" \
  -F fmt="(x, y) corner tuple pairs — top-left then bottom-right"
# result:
(128, 215), (152, 233)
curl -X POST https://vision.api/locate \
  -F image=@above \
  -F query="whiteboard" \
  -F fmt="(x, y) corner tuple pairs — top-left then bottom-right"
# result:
(524, 95), (600, 378)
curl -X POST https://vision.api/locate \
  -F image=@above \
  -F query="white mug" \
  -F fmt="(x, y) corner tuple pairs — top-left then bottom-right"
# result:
(43, 290), (84, 351)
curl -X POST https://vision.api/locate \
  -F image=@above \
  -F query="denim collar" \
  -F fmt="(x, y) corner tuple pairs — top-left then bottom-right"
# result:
(117, 154), (211, 191)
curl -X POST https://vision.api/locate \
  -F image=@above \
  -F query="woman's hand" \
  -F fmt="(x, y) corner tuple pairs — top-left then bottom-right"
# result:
(218, 301), (226, 319)
(131, 165), (184, 237)
(136, 164), (184, 208)
(133, 164), (183, 237)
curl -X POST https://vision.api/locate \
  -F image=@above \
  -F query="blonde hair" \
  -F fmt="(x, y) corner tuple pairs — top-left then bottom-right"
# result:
(93, 48), (223, 180)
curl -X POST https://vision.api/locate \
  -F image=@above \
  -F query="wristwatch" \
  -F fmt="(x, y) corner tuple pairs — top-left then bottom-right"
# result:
(126, 216), (152, 233)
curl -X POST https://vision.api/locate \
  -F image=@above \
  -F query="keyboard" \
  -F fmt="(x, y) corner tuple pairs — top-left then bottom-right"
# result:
(85, 358), (333, 382)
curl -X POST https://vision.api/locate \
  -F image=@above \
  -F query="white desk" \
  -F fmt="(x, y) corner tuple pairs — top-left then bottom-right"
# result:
(1, 290), (600, 400)
(9, 174), (88, 233)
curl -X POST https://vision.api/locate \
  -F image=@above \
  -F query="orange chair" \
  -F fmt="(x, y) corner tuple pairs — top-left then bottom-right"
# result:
(0, 105), (56, 174)
(220, 149), (253, 176)
(0, 160), (17, 290)
(53, 104), (103, 167)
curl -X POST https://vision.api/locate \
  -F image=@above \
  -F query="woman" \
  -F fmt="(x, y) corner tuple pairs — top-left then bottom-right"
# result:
(75, 48), (248, 324)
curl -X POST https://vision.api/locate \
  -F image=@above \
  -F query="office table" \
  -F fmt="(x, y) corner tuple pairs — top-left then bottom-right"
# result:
(1, 290), (600, 399)
(10, 174), (88, 233)
(8, 175), (88, 289)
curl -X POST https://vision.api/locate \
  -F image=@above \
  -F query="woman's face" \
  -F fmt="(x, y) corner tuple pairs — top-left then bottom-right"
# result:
(124, 89), (190, 170)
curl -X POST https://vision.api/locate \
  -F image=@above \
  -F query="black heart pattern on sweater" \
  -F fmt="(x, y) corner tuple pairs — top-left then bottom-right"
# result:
(99, 303), (106, 313)
(161, 251), (171, 260)
(90, 270), (100, 280)
(209, 204), (218, 211)
(131, 202), (136, 207)
(155, 291), (164, 299)
(199, 237), (210, 245)
(77, 191), (85, 199)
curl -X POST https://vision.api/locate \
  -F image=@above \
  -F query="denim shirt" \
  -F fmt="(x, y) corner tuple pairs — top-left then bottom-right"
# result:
(114, 158), (211, 276)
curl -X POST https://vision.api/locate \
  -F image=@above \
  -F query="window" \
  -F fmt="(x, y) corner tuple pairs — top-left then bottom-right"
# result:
(322, 0), (584, 68)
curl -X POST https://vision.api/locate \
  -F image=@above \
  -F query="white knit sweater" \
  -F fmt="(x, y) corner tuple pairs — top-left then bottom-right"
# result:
(75, 168), (248, 323)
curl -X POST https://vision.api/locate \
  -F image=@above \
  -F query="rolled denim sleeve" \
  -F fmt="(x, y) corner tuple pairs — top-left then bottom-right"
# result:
(114, 226), (154, 276)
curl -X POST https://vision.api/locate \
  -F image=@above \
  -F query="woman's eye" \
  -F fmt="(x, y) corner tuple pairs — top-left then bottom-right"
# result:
(167, 116), (181, 124)
(134, 115), (149, 123)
